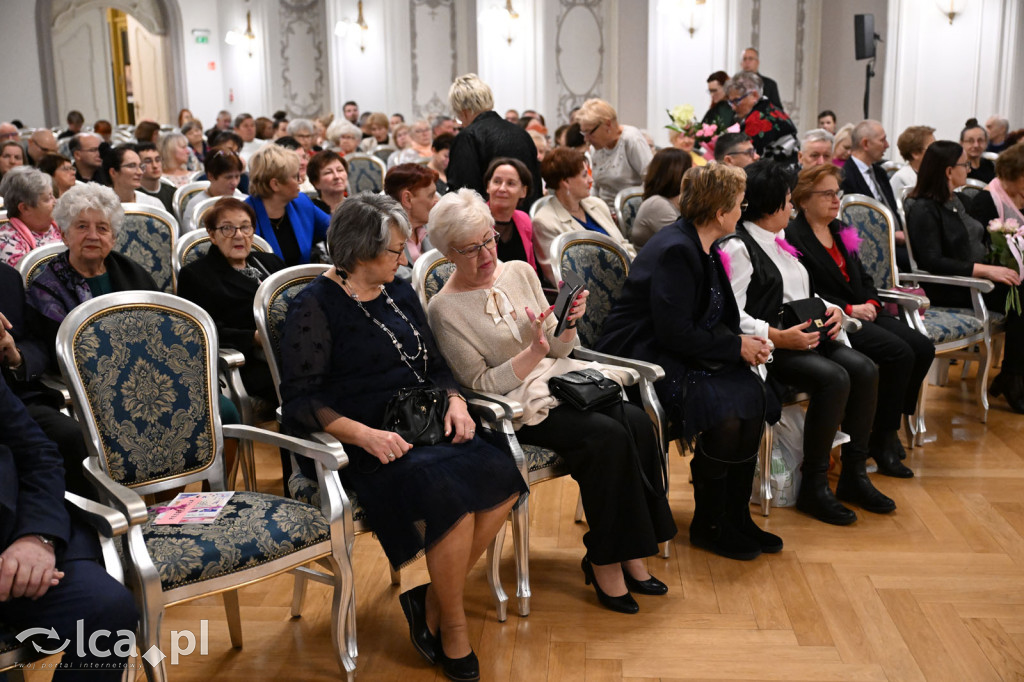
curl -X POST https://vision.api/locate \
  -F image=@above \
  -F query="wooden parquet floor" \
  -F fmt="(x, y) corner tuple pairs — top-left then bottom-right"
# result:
(31, 368), (1024, 681)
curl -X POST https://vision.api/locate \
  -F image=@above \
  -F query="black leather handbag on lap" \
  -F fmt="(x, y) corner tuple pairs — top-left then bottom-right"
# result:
(778, 297), (832, 333)
(382, 387), (450, 446)
(548, 368), (622, 411)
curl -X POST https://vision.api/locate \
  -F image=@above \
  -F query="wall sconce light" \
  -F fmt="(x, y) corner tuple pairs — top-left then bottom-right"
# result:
(936, 0), (967, 24)
(658, 0), (706, 38)
(225, 10), (257, 58)
(334, 1), (370, 52)
(480, 0), (519, 46)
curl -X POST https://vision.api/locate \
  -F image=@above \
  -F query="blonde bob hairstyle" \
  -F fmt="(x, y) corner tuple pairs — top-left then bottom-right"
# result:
(575, 98), (618, 130)
(427, 187), (495, 255)
(678, 164), (746, 227)
(448, 74), (494, 117)
(247, 144), (300, 198)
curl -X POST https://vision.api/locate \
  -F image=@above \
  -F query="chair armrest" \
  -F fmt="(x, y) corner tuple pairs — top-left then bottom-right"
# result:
(218, 347), (246, 369)
(842, 317), (863, 333)
(64, 491), (129, 537)
(460, 389), (524, 421)
(40, 374), (71, 406)
(877, 288), (929, 311)
(465, 397), (507, 423)
(83, 458), (149, 525)
(570, 347), (652, 384)
(222, 424), (348, 471)
(898, 272), (995, 293)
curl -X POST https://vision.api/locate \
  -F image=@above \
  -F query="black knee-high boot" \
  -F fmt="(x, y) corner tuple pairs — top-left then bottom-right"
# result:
(836, 446), (897, 514)
(689, 454), (761, 561)
(727, 461), (783, 553)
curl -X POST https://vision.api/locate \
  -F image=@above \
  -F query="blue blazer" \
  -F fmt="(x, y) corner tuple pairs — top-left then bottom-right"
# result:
(246, 193), (330, 265)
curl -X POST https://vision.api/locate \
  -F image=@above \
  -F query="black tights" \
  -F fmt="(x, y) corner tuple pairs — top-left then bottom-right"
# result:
(694, 415), (765, 477)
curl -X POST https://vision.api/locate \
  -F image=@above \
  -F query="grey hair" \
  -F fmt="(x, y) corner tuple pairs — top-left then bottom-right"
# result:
(801, 128), (835, 146)
(725, 71), (763, 98)
(53, 183), (124, 237)
(851, 120), (883, 148)
(327, 192), (411, 274)
(448, 74), (494, 117)
(325, 119), (361, 147)
(181, 120), (203, 136)
(426, 188), (495, 255)
(430, 115), (452, 131)
(0, 166), (52, 219)
(287, 118), (314, 136)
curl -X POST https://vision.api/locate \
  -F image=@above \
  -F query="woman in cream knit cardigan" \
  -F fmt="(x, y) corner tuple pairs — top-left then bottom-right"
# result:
(426, 188), (676, 615)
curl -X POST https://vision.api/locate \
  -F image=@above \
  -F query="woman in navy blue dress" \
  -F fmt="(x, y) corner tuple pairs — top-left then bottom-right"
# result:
(279, 193), (526, 680)
(597, 164), (781, 561)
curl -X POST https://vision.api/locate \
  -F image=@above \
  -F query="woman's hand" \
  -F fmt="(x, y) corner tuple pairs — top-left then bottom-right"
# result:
(825, 306), (844, 340)
(848, 303), (877, 322)
(525, 304), (554, 357)
(739, 335), (772, 366)
(564, 289), (589, 325)
(975, 264), (1022, 286)
(770, 320), (820, 351)
(359, 426), (413, 465)
(444, 395), (476, 444)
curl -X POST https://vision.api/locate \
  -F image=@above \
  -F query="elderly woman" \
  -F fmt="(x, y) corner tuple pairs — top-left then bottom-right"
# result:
(483, 158), (539, 276)
(701, 71), (734, 130)
(0, 166), (62, 267)
(178, 197), (284, 401)
(358, 113), (391, 153)
(575, 98), (653, 210)
(182, 120), (208, 165)
(103, 144), (164, 209)
(446, 74), (543, 208)
(159, 132), (193, 187)
(908, 141), (1024, 412)
(407, 119), (434, 160)
(183, 148), (246, 230)
(890, 126), (936, 197)
(308, 150), (348, 216)
(385, 123), (413, 168)
(832, 123), (854, 168)
(0, 140), (24, 183)
(426, 188), (675, 614)
(787, 164), (934, 477)
(725, 72), (798, 165)
(27, 184), (157, 342)
(532, 147), (632, 284)
(719, 160), (893, 525)
(631, 147), (692, 248)
(384, 163), (438, 264)
(280, 193), (525, 678)
(245, 144), (329, 266)
(286, 118), (317, 158)
(325, 119), (362, 157)
(597, 164), (779, 561)
(430, 133), (454, 195)
(961, 119), (995, 184)
(38, 153), (78, 198)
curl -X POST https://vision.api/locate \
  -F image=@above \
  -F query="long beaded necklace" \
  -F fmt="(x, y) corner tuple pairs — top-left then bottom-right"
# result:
(340, 271), (428, 383)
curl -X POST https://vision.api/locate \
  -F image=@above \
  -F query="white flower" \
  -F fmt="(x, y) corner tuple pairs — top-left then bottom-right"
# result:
(669, 104), (695, 127)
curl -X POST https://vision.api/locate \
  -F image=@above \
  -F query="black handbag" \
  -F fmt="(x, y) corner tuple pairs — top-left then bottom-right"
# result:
(381, 387), (450, 446)
(548, 368), (623, 411)
(778, 297), (833, 333)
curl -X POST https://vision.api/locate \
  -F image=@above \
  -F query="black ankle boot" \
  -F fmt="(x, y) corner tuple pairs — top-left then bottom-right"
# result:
(990, 372), (1024, 413)
(727, 461), (783, 553)
(836, 451), (896, 514)
(690, 458), (761, 560)
(870, 431), (914, 478)
(796, 472), (858, 525)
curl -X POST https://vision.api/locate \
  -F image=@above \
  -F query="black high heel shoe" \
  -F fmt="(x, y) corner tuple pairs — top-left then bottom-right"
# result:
(436, 632), (480, 682)
(581, 556), (639, 614)
(621, 567), (668, 595)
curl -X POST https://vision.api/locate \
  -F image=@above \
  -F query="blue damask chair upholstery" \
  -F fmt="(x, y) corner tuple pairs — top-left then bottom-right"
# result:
(345, 154), (386, 194)
(56, 292), (356, 681)
(171, 181), (210, 223)
(17, 242), (68, 288)
(118, 203), (180, 294)
(613, 185), (643, 241)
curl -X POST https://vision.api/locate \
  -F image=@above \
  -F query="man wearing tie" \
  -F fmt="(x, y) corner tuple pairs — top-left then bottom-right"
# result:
(841, 120), (909, 270)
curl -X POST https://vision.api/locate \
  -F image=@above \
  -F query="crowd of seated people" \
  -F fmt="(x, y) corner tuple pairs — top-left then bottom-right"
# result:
(3, 64), (1024, 681)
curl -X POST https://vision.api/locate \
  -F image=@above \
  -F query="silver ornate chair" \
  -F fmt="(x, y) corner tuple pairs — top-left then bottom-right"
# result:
(171, 181), (210, 223)
(612, 185), (644, 241)
(955, 178), (988, 204)
(17, 242), (68, 288)
(119, 203), (180, 294)
(345, 154), (386, 194)
(528, 194), (555, 221)
(182, 195), (218, 234)
(171, 230), (273, 280)
(56, 291), (356, 681)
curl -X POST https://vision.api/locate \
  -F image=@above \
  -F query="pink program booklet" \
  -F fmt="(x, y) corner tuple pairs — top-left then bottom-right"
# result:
(154, 492), (235, 525)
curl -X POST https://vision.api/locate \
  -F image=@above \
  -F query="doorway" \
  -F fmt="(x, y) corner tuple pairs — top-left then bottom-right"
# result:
(107, 8), (171, 125)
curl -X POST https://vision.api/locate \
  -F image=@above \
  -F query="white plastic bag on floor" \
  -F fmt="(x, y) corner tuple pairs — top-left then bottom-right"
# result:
(752, 404), (805, 507)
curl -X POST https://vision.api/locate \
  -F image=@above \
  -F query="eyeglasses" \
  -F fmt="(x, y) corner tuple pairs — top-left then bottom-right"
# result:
(954, 161), (972, 170)
(808, 189), (844, 200)
(119, 163), (141, 171)
(384, 242), (408, 258)
(727, 93), (749, 108)
(726, 147), (757, 158)
(740, 201), (749, 211)
(215, 224), (254, 237)
(451, 232), (499, 257)
(79, 147), (100, 153)
(140, 157), (160, 167)
(583, 121), (602, 137)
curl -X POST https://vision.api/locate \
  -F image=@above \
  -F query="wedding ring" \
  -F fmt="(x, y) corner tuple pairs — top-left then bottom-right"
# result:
(387, 452), (395, 460)
(807, 344), (813, 350)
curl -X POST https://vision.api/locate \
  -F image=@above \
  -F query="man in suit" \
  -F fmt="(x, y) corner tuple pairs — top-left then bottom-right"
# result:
(841, 120), (909, 269)
(741, 48), (783, 112)
(0, 374), (138, 680)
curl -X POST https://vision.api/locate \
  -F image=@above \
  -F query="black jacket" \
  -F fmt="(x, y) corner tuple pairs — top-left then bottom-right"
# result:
(906, 195), (988, 307)
(446, 111), (542, 209)
(759, 73), (784, 111)
(786, 214), (879, 311)
(0, 263), (61, 408)
(841, 156), (903, 229)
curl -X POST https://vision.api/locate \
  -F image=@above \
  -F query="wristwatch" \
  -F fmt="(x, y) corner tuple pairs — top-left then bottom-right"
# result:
(34, 534), (56, 549)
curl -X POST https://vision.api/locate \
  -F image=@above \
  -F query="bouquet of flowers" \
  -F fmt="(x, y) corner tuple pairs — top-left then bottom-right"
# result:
(665, 105), (738, 159)
(987, 217), (1024, 314)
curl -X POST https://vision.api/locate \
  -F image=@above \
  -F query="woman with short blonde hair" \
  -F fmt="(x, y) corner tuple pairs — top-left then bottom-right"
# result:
(159, 132), (193, 187)
(574, 98), (653, 209)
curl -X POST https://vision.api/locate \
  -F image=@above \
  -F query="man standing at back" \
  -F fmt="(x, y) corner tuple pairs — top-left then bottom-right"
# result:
(57, 110), (84, 140)
(741, 47), (783, 111)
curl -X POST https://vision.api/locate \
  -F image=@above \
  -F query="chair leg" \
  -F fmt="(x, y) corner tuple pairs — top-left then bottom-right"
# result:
(977, 338), (991, 423)
(510, 494), (531, 617)
(758, 425), (773, 517)
(137, 601), (168, 682)
(291, 570), (309, 618)
(915, 368), (936, 445)
(573, 491), (584, 523)
(486, 519), (509, 622)
(223, 589), (243, 649)
(389, 566), (401, 586)
(324, 551), (357, 680)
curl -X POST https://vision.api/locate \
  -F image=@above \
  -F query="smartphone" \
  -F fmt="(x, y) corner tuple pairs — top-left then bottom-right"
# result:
(552, 269), (586, 336)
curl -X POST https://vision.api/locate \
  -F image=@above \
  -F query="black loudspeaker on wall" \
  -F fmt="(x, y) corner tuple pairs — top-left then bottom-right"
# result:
(854, 14), (875, 60)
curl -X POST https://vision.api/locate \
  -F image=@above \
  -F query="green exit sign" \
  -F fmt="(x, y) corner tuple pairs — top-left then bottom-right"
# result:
(195, 35), (209, 44)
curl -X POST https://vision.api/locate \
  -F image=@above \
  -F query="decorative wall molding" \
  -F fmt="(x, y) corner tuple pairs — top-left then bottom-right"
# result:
(789, 0), (805, 123)
(749, 0), (760, 49)
(409, 0), (458, 119)
(554, 0), (605, 124)
(277, 0), (327, 117)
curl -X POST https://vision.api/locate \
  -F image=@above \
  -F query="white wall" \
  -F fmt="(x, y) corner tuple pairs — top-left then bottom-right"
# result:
(0, 2), (47, 125)
(817, 0), (888, 128)
(176, 0), (227, 127)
